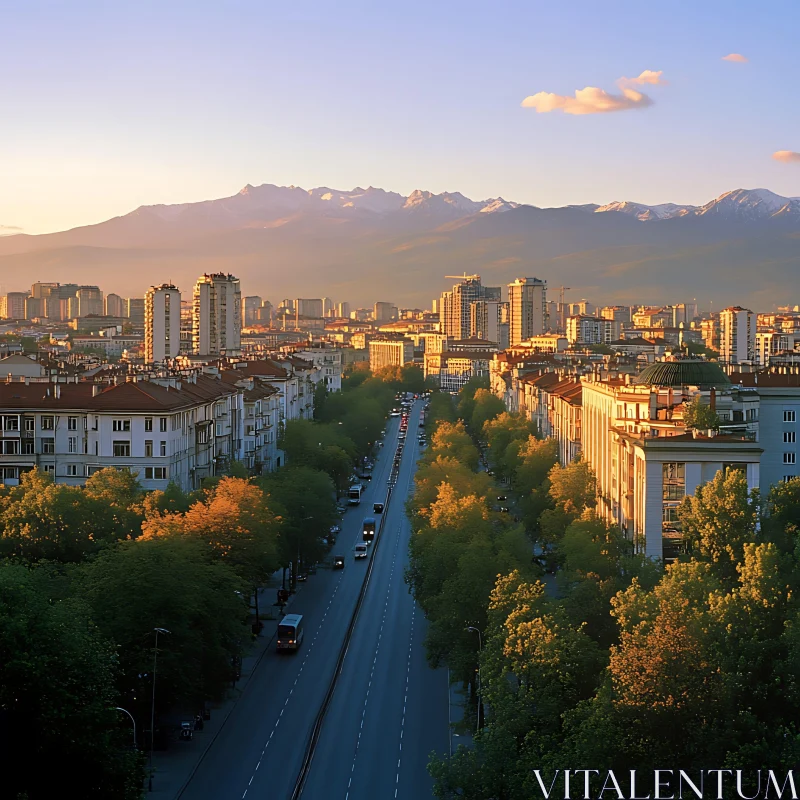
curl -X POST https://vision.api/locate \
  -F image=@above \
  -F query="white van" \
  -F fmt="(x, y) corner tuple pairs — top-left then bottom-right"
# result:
(354, 543), (368, 559)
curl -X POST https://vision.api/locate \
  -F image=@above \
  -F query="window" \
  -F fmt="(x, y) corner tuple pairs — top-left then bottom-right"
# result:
(785, 476), (797, 483)
(112, 419), (131, 432)
(662, 505), (682, 529)
(785, 410), (797, 423)
(68, 436), (77, 453)
(216, 423), (223, 437)
(145, 417), (153, 432)
(145, 467), (167, 480)
(160, 441), (167, 457)
(113, 441), (131, 457)
(22, 441), (34, 455)
(145, 440), (153, 458)
(662, 462), (686, 501)
(2, 415), (19, 431)
(41, 438), (55, 455)
(785, 431), (796, 443)
(41, 416), (54, 430)
(784, 453), (796, 465)
(42, 464), (54, 473)
(66, 464), (78, 477)
(1, 441), (19, 455)
(24, 418), (34, 432)
(160, 417), (167, 432)
(67, 416), (78, 431)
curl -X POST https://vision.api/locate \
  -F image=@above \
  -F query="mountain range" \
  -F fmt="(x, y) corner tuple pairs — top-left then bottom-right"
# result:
(1, 184), (799, 310)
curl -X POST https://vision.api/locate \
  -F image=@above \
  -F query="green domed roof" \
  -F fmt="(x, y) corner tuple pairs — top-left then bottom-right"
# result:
(632, 359), (730, 388)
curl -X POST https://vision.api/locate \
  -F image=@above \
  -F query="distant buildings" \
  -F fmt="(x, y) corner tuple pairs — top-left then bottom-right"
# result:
(369, 338), (414, 372)
(440, 275), (500, 339)
(145, 284), (181, 363)
(507, 277), (547, 346)
(243, 295), (262, 327)
(566, 315), (620, 345)
(373, 301), (396, 323)
(720, 306), (756, 364)
(193, 273), (242, 356)
(295, 298), (323, 318)
(104, 293), (126, 318)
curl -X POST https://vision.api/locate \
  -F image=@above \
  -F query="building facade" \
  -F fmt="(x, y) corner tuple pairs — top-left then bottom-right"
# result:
(193, 273), (242, 356)
(369, 339), (414, 372)
(507, 277), (547, 346)
(145, 283), (181, 363)
(720, 306), (756, 364)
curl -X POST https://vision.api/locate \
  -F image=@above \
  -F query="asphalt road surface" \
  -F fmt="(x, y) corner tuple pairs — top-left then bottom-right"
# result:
(179, 401), (449, 800)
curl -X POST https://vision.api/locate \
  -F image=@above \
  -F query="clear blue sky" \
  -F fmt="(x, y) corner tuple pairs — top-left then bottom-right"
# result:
(1, 0), (798, 234)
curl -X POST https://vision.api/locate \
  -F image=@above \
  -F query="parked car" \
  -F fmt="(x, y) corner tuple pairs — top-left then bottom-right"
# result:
(296, 572), (308, 582)
(499, 507), (510, 513)
(497, 495), (507, 501)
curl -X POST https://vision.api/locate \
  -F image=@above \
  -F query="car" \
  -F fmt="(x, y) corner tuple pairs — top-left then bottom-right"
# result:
(296, 572), (308, 582)
(354, 544), (368, 559)
(499, 507), (510, 513)
(497, 495), (507, 502)
(333, 555), (345, 569)
(390, 409), (401, 417)
(330, 524), (341, 535)
(373, 502), (384, 514)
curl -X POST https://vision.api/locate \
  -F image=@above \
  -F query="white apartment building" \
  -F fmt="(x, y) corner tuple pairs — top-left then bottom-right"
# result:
(76, 286), (104, 318)
(193, 273), (242, 356)
(566, 315), (620, 345)
(720, 306), (756, 364)
(105, 293), (126, 318)
(508, 277), (547, 346)
(145, 283), (181, 363)
(580, 361), (761, 562)
(440, 276), (500, 339)
(293, 347), (343, 391)
(0, 374), (242, 491)
(369, 339), (414, 372)
(755, 331), (798, 367)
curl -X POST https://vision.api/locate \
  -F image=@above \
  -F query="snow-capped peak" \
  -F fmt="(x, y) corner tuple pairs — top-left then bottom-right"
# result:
(595, 200), (697, 221)
(698, 188), (800, 219)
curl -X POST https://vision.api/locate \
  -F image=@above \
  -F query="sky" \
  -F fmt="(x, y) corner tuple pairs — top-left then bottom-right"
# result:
(1, 0), (799, 234)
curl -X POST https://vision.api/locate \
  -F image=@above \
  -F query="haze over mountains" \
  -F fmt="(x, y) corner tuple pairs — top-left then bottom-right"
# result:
(1, 183), (798, 309)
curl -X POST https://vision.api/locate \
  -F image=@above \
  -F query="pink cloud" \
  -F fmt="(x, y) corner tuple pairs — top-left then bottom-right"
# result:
(773, 150), (800, 164)
(620, 69), (667, 87)
(722, 53), (748, 63)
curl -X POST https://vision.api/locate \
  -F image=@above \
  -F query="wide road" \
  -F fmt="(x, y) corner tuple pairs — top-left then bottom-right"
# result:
(179, 400), (449, 800)
(300, 400), (449, 800)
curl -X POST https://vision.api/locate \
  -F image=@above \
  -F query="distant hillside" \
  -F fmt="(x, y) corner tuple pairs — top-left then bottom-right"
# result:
(0, 183), (798, 309)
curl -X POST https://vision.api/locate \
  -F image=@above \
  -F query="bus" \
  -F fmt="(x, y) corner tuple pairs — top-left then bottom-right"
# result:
(348, 484), (363, 505)
(362, 517), (376, 542)
(276, 614), (304, 652)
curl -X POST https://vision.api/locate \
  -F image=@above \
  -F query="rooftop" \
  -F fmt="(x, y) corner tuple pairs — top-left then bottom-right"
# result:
(632, 359), (730, 389)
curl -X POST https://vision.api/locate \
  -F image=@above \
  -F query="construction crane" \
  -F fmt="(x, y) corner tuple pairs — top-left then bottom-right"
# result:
(557, 286), (571, 308)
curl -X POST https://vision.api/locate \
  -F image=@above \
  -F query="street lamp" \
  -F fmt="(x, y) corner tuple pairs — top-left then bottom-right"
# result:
(466, 626), (482, 735)
(115, 707), (136, 749)
(148, 627), (170, 792)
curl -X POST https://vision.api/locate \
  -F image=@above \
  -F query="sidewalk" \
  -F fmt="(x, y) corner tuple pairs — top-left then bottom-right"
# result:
(147, 573), (301, 799)
(447, 670), (475, 756)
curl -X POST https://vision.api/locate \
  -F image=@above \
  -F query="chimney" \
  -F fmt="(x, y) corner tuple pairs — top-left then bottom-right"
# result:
(710, 387), (716, 412)
(55, 384), (60, 399)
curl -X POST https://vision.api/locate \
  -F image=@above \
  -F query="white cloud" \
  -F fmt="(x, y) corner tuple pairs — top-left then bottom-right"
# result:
(722, 53), (748, 63)
(619, 69), (667, 87)
(521, 71), (664, 115)
(773, 150), (800, 164)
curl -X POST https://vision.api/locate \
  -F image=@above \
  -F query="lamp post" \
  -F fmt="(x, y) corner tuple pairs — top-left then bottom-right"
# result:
(466, 626), (482, 735)
(149, 627), (170, 792)
(115, 707), (136, 749)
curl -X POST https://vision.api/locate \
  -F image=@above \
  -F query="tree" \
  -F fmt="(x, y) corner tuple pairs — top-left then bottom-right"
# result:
(83, 467), (144, 540)
(678, 468), (757, 576)
(482, 413), (536, 479)
(0, 563), (144, 798)
(425, 421), (481, 471)
(148, 477), (281, 592)
(260, 467), (337, 574)
(76, 535), (249, 723)
(683, 396), (721, 431)
(0, 469), (120, 562)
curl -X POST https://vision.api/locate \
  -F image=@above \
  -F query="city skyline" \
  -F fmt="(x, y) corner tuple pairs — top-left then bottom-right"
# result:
(1, 2), (799, 235)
